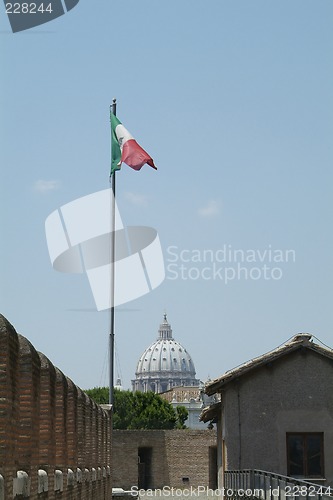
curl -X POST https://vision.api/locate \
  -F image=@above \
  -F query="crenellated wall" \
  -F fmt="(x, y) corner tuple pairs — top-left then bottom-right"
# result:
(0, 314), (112, 500)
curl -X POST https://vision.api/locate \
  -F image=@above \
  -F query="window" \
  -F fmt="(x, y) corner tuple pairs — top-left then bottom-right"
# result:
(209, 446), (218, 489)
(138, 447), (152, 489)
(287, 433), (324, 478)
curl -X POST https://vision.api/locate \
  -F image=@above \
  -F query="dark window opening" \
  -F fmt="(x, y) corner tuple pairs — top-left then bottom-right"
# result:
(209, 446), (218, 489)
(287, 433), (324, 479)
(138, 447), (153, 489)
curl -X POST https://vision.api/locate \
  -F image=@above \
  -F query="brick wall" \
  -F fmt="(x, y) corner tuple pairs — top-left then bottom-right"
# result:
(112, 429), (217, 491)
(0, 314), (112, 500)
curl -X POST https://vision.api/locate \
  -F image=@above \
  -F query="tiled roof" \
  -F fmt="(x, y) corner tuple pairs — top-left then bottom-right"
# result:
(204, 333), (333, 396)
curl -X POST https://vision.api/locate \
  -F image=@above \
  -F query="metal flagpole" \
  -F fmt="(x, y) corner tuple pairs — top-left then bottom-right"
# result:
(109, 97), (117, 407)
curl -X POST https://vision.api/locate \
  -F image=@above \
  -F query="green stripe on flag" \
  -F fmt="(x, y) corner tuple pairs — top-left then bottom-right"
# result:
(110, 112), (122, 175)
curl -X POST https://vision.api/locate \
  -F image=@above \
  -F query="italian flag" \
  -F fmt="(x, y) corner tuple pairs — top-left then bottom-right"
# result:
(110, 112), (157, 175)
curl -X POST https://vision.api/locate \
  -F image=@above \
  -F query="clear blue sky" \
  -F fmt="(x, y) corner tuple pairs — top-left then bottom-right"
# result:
(1, 1), (332, 391)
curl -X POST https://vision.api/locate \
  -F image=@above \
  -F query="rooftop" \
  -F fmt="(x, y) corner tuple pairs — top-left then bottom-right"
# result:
(204, 333), (333, 396)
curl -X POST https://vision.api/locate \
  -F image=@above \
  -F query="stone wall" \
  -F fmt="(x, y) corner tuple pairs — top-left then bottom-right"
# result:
(221, 349), (333, 485)
(0, 314), (112, 500)
(112, 429), (217, 491)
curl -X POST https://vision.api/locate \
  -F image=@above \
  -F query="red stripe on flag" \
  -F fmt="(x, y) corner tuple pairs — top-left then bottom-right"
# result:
(121, 139), (157, 170)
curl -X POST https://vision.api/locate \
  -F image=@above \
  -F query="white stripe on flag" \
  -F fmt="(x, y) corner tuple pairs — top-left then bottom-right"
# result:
(115, 124), (134, 148)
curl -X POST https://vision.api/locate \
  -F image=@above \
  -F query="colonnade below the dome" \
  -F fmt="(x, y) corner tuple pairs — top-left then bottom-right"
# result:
(132, 376), (200, 394)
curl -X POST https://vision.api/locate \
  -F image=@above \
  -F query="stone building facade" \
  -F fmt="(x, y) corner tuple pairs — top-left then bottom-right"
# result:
(0, 314), (112, 500)
(160, 386), (217, 430)
(201, 334), (333, 487)
(112, 429), (217, 491)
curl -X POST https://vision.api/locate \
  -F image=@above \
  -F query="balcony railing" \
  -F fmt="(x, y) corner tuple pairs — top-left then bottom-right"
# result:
(224, 470), (332, 500)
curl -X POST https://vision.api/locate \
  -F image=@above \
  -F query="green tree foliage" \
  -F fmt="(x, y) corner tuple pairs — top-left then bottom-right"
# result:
(85, 386), (108, 404)
(175, 405), (188, 429)
(85, 387), (188, 430)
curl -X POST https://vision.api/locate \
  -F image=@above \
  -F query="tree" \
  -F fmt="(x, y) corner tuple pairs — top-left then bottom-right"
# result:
(85, 386), (108, 404)
(85, 387), (188, 430)
(175, 406), (188, 429)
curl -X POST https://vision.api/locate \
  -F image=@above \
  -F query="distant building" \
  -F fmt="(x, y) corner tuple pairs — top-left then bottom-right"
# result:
(201, 334), (333, 487)
(114, 377), (124, 391)
(160, 385), (217, 430)
(132, 314), (200, 393)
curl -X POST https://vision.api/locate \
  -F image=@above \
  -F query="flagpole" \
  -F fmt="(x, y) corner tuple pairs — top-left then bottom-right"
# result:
(109, 97), (117, 407)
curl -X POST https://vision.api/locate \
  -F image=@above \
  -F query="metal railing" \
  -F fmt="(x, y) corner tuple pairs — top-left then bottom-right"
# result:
(224, 470), (332, 500)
